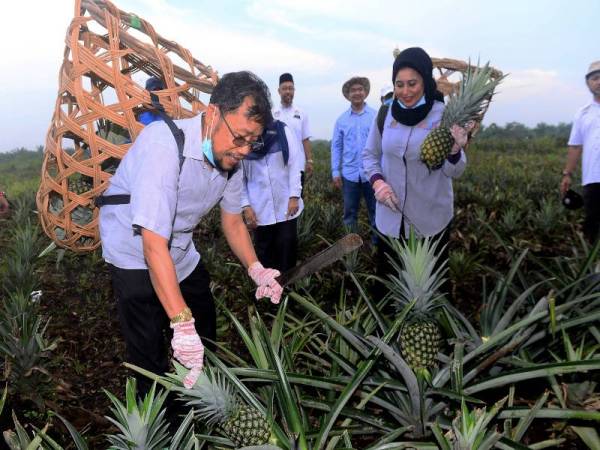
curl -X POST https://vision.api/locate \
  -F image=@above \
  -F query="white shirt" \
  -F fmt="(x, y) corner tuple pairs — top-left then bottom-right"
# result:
(568, 99), (600, 185)
(241, 126), (304, 226)
(273, 103), (311, 169)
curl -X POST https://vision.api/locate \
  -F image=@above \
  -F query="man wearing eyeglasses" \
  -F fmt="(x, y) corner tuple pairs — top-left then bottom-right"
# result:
(99, 72), (283, 395)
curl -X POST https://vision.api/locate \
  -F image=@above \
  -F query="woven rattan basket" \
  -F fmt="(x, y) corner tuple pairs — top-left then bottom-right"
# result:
(392, 49), (503, 136)
(36, 0), (218, 252)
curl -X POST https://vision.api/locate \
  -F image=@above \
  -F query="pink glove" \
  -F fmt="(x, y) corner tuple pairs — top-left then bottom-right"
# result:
(170, 319), (204, 388)
(248, 261), (283, 304)
(373, 179), (400, 212)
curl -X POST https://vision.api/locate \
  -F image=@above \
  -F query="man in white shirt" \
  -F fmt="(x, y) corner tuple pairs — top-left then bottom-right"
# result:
(272, 73), (314, 179)
(561, 60), (600, 243)
(241, 120), (304, 271)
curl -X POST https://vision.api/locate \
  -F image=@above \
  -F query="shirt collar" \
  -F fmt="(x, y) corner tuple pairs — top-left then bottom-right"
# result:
(185, 112), (233, 180)
(183, 113), (204, 161)
(348, 103), (369, 115)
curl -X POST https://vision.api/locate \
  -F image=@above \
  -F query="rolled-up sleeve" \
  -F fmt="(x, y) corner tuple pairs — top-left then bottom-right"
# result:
(129, 140), (179, 240)
(331, 118), (343, 178)
(441, 150), (467, 178)
(220, 169), (243, 214)
(568, 112), (582, 146)
(302, 114), (312, 140)
(240, 162), (251, 208)
(362, 115), (384, 182)
(286, 127), (303, 197)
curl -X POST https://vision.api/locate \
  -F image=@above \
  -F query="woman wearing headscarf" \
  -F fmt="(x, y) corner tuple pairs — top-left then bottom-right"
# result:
(362, 47), (470, 278)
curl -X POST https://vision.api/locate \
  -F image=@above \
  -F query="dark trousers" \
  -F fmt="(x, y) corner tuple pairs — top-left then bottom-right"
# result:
(376, 222), (452, 299)
(109, 261), (216, 396)
(342, 177), (376, 233)
(583, 183), (600, 244)
(254, 218), (298, 273)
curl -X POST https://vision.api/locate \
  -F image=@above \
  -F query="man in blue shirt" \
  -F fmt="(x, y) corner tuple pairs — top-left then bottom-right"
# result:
(331, 76), (377, 237)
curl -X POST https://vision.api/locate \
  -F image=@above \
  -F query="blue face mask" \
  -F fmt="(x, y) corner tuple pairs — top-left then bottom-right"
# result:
(203, 110), (217, 167)
(202, 138), (216, 166)
(396, 95), (426, 109)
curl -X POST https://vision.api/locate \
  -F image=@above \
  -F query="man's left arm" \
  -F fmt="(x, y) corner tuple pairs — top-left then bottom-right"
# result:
(302, 113), (314, 177)
(303, 138), (313, 177)
(219, 171), (282, 304)
(220, 208), (258, 268)
(221, 209), (283, 304)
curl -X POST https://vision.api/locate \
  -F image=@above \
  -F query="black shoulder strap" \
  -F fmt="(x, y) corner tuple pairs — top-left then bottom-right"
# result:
(95, 94), (186, 207)
(150, 93), (185, 170)
(377, 104), (389, 136)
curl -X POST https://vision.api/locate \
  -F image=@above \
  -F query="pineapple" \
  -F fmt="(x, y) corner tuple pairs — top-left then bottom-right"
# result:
(384, 230), (447, 374)
(68, 176), (93, 195)
(175, 364), (272, 448)
(420, 63), (505, 170)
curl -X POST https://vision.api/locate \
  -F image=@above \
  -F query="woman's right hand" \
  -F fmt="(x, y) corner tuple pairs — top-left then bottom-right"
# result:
(373, 179), (400, 212)
(242, 206), (258, 229)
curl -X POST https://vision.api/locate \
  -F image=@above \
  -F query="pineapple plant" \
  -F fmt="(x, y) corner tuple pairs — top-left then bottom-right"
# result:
(104, 378), (171, 450)
(420, 62), (505, 170)
(384, 230), (448, 375)
(172, 363), (273, 448)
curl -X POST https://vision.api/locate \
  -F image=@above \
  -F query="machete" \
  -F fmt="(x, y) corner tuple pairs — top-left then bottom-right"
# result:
(275, 233), (363, 287)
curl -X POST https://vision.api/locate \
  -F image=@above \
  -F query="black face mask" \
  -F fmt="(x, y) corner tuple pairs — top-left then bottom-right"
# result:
(390, 93), (435, 126)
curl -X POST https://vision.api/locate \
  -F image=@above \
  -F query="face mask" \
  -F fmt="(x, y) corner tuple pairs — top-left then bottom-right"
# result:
(202, 109), (217, 166)
(202, 138), (216, 166)
(396, 95), (426, 109)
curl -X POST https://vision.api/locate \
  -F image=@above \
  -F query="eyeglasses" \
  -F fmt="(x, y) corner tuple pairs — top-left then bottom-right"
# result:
(220, 111), (264, 152)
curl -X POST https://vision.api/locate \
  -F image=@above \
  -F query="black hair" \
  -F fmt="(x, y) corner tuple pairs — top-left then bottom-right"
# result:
(279, 73), (294, 85)
(210, 71), (273, 126)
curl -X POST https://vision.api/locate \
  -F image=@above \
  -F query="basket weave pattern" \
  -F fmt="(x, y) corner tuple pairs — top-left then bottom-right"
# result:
(36, 0), (218, 252)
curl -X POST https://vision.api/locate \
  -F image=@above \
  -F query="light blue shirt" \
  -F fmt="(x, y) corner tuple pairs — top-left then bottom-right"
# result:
(331, 104), (376, 182)
(99, 113), (243, 281)
(241, 126), (304, 226)
(362, 101), (467, 238)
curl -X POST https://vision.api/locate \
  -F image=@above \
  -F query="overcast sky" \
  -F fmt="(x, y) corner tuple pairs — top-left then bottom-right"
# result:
(0, 0), (597, 151)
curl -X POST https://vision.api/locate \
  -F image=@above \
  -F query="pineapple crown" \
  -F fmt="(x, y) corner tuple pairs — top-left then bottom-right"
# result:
(172, 363), (238, 426)
(384, 229), (448, 315)
(441, 62), (506, 129)
(104, 378), (171, 450)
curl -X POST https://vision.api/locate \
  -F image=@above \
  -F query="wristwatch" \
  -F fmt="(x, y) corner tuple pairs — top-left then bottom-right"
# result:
(170, 306), (193, 324)
(561, 170), (571, 177)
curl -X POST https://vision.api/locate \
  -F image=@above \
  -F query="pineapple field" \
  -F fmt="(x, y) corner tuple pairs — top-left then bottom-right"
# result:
(0, 126), (599, 449)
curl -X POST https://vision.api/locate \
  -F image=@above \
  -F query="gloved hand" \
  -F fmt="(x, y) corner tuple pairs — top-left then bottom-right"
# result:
(248, 261), (283, 304)
(373, 179), (400, 212)
(449, 121), (475, 153)
(170, 319), (204, 388)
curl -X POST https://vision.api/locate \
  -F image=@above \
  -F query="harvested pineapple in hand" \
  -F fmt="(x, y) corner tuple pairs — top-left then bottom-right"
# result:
(420, 63), (505, 170)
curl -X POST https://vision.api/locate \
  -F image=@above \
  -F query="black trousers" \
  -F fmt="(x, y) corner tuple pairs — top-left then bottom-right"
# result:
(109, 261), (215, 396)
(376, 222), (452, 299)
(583, 183), (600, 244)
(254, 218), (298, 273)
